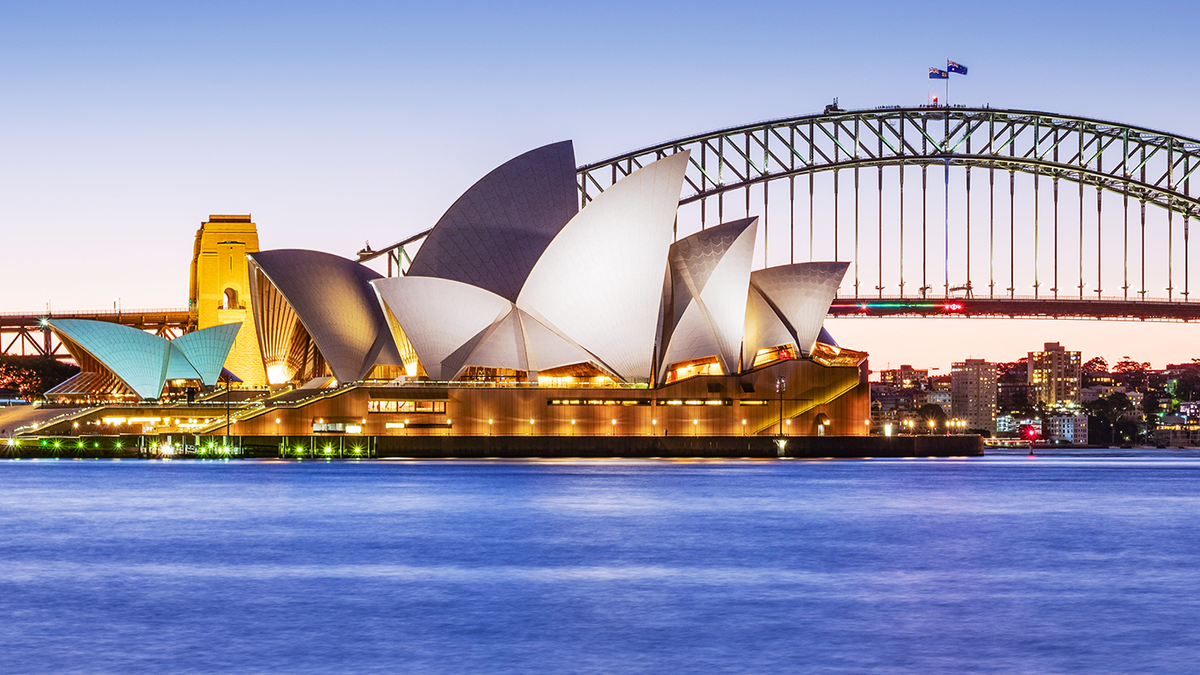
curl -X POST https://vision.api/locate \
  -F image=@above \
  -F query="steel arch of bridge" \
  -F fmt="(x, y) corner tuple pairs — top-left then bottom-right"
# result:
(577, 106), (1199, 314)
(578, 106), (1200, 219)
(363, 105), (1200, 320)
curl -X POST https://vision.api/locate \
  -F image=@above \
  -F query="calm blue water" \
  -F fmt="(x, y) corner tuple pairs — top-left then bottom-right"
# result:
(2, 453), (1199, 674)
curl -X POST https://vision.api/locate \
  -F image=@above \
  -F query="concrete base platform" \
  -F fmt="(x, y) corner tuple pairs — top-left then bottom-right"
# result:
(370, 435), (984, 459)
(3, 434), (984, 459)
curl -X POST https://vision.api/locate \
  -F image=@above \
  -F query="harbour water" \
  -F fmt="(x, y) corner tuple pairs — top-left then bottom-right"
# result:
(2, 452), (1198, 674)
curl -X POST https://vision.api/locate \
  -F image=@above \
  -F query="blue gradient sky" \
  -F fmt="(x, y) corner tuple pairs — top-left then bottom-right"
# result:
(2, 0), (1197, 370)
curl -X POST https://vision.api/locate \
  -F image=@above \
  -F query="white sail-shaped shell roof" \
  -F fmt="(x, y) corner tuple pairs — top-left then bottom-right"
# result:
(442, 308), (601, 380)
(372, 276), (512, 381)
(374, 275), (601, 381)
(743, 284), (794, 360)
(516, 310), (597, 374)
(51, 320), (171, 399)
(49, 320), (243, 399)
(517, 152), (690, 382)
(745, 262), (849, 358)
(407, 141), (578, 302)
(171, 322), (242, 386)
(657, 217), (757, 379)
(250, 250), (401, 384)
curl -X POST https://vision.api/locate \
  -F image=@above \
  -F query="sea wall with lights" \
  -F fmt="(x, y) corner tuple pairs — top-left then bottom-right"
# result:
(196, 355), (868, 440)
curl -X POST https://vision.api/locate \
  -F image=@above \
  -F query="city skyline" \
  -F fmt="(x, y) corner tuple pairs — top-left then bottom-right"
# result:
(3, 0), (1198, 374)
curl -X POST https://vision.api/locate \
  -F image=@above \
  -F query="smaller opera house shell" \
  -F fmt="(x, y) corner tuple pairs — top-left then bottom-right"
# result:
(47, 320), (242, 400)
(235, 140), (868, 436)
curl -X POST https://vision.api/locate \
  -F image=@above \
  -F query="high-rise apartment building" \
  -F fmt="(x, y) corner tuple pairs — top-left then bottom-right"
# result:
(1027, 342), (1081, 407)
(951, 359), (997, 432)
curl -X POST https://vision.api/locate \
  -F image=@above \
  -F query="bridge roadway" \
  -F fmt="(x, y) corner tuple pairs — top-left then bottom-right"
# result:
(0, 309), (194, 359)
(1, 295), (1196, 361)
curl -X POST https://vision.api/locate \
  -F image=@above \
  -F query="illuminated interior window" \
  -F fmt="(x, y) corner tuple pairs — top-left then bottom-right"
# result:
(751, 345), (796, 369)
(537, 363), (613, 387)
(367, 400), (447, 414)
(664, 356), (724, 383)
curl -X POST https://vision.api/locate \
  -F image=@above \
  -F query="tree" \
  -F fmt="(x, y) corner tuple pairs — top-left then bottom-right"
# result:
(1082, 356), (1110, 373)
(1085, 392), (1132, 446)
(0, 357), (79, 399)
(1142, 390), (1161, 417)
(1113, 359), (1151, 388)
(996, 358), (1028, 381)
(917, 403), (946, 432)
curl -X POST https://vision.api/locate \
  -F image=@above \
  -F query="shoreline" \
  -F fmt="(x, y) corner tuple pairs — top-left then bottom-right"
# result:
(2, 434), (984, 460)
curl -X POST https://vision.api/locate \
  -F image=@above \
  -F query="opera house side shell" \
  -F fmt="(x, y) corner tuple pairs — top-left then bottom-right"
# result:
(247, 249), (405, 385)
(46, 320), (241, 400)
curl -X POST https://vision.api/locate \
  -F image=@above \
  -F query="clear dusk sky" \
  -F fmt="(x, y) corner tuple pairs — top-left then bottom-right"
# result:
(2, 0), (1198, 372)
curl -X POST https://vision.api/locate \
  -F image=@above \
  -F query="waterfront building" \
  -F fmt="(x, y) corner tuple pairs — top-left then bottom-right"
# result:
(1180, 400), (1200, 421)
(951, 359), (997, 432)
(27, 141), (868, 440)
(996, 415), (1041, 437)
(1046, 414), (1088, 444)
(1028, 342), (1082, 407)
(1155, 421), (1200, 446)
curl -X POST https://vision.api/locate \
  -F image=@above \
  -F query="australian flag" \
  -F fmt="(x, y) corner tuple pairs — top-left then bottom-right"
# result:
(947, 60), (968, 75)
(929, 68), (949, 79)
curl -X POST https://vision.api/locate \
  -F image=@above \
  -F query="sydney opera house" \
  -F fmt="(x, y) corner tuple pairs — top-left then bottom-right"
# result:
(25, 140), (868, 445)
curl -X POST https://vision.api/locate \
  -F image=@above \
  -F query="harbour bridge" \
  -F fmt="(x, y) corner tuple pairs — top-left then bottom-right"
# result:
(366, 104), (1200, 323)
(6, 104), (1199, 361)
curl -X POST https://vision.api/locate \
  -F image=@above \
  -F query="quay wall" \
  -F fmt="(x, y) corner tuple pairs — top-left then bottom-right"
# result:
(3, 434), (984, 459)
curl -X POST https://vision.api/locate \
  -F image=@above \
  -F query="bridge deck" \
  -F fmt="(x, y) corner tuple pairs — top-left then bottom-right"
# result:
(0, 309), (194, 359)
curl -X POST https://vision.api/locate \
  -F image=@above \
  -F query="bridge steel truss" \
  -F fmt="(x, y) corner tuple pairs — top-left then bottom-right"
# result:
(0, 310), (194, 360)
(574, 106), (1200, 320)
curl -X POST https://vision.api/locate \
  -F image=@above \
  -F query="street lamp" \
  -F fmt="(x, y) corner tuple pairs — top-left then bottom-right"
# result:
(776, 376), (786, 437)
